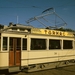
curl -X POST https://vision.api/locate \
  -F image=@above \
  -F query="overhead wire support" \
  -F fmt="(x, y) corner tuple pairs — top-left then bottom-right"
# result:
(26, 7), (55, 24)
(26, 7), (67, 29)
(35, 17), (48, 27)
(42, 17), (54, 25)
(54, 12), (67, 26)
(26, 11), (54, 24)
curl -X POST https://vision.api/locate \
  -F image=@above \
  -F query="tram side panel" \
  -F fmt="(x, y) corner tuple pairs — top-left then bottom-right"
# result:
(0, 52), (9, 70)
(21, 34), (75, 71)
(21, 51), (29, 67)
(28, 37), (75, 65)
(0, 52), (8, 67)
(21, 51), (48, 66)
(0, 33), (9, 71)
(60, 38), (75, 61)
(25, 35), (61, 65)
(26, 35), (48, 65)
(28, 51), (48, 64)
(47, 50), (62, 62)
(61, 50), (75, 61)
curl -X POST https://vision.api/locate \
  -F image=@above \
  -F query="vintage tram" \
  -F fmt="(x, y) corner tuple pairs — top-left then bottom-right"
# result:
(0, 23), (75, 74)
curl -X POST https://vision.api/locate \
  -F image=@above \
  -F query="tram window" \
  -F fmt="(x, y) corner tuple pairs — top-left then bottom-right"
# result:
(9, 38), (13, 51)
(31, 38), (46, 50)
(49, 39), (61, 49)
(17, 38), (21, 50)
(3, 37), (8, 50)
(22, 39), (27, 50)
(63, 40), (73, 49)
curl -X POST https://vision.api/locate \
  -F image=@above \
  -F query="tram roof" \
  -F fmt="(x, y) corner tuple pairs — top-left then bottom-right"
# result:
(0, 23), (75, 37)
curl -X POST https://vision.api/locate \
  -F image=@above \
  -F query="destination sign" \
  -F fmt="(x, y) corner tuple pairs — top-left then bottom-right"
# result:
(31, 28), (74, 37)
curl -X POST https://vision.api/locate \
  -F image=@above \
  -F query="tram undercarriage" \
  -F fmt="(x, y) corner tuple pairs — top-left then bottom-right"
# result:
(22, 59), (75, 72)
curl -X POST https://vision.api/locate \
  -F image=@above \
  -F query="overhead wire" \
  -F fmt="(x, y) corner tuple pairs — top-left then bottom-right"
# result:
(0, 0), (75, 8)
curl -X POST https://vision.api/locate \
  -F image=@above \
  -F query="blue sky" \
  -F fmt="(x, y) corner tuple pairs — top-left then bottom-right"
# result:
(0, 0), (75, 30)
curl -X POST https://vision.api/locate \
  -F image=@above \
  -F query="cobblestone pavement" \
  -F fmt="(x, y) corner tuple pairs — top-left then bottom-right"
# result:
(10, 65), (75, 75)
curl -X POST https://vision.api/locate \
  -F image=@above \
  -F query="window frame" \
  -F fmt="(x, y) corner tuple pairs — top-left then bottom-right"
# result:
(63, 40), (73, 49)
(2, 37), (8, 51)
(49, 39), (61, 50)
(22, 38), (27, 50)
(30, 38), (47, 50)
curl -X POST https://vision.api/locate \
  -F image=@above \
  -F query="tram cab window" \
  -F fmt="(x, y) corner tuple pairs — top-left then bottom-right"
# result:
(3, 37), (8, 50)
(63, 40), (73, 49)
(22, 39), (27, 50)
(31, 38), (46, 50)
(49, 39), (61, 49)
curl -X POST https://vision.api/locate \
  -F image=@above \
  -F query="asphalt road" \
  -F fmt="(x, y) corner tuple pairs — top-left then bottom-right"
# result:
(10, 65), (75, 75)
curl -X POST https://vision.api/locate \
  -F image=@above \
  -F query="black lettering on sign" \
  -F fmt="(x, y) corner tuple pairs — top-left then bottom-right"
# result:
(48, 31), (51, 35)
(53, 31), (55, 35)
(60, 32), (63, 36)
(56, 32), (59, 35)
(45, 30), (47, 34)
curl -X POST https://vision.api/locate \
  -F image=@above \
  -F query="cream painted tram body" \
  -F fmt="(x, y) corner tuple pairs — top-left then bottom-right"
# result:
(0, 23), (75, 74)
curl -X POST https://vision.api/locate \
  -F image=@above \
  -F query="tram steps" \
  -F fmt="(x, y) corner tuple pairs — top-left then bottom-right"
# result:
(9, 67), (21, 72)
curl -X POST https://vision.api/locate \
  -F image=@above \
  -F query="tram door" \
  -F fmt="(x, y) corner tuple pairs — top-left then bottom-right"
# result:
(9, 37), (21, 66)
